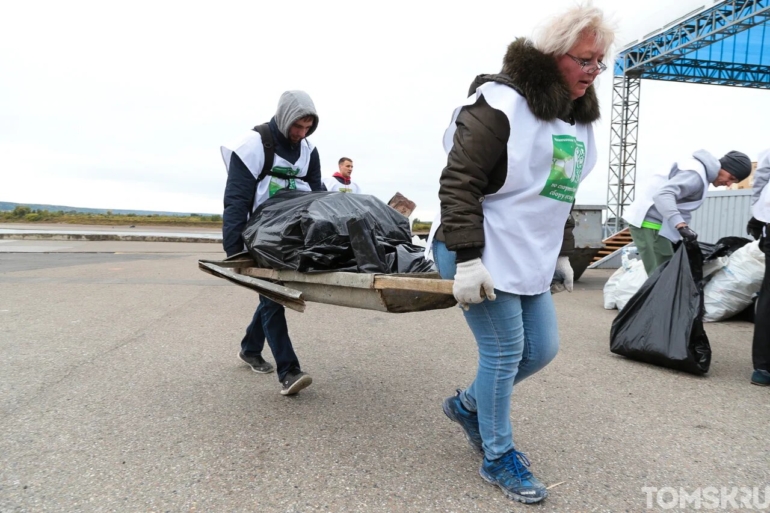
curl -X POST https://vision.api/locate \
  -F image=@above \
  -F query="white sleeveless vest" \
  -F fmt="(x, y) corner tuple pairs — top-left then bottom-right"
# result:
(324, 177), (362, 194)
(220, 130), (314, 213)
(752, 150), (770, 223)
(430, 81), (597, 295)
(624, 159), (709, 242)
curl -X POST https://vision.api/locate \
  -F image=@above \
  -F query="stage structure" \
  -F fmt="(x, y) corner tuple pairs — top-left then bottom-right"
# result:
(607, 0), (770, 233)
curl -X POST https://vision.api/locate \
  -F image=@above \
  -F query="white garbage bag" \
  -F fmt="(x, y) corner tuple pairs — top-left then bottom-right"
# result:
(703, 241), (765, 322)
(604, 248), (647, 310)
(702, 256), (728, 280)
(614, 259), (649, 311)
(603, 266), (625, 310)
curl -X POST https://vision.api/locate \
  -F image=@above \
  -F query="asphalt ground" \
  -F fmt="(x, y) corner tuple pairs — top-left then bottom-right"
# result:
(1, 240), (768, 512)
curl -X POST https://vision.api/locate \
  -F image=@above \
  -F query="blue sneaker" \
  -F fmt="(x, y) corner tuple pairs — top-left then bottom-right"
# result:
(751, 369), (770, 386)
(442, 389), (483, 454)
(480, 449), (548, 504)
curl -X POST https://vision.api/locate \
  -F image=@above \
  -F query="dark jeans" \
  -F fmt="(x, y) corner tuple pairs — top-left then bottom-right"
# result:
(753, 234), (770, 372)
(241, 295), (301, 381)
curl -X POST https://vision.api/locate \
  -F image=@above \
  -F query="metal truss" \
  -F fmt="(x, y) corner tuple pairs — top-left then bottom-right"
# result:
(605, 1), (770, 235)
(606, 75), (640, 233)
(618, 0), (770, 73)
(639, 60), (770, 87)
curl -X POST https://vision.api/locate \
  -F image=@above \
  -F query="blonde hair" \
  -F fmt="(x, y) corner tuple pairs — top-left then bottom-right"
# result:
(532, 2), (616, 56)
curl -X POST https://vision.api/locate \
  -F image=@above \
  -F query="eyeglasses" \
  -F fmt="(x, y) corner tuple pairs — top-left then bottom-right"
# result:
(565, 53), (607, 74)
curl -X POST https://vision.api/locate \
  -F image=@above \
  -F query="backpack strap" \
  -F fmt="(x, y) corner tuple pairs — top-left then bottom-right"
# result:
(252, 123), (274, 183)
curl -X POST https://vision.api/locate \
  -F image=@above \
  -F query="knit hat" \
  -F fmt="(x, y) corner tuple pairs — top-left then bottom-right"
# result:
(719, 151), (752, 181)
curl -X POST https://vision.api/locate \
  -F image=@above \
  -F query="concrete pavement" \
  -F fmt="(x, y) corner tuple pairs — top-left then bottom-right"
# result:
(0, 241), (768, 512)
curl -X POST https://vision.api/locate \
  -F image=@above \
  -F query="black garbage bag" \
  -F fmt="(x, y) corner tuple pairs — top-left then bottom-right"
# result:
(700, 236), (751, 262)
(697, 241), (716, 260)
(609, 241), (711, 375)
(242, 190), (435, 274)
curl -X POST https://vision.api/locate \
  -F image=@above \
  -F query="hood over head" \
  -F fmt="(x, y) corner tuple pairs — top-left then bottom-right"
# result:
(274, 90), (319, 139)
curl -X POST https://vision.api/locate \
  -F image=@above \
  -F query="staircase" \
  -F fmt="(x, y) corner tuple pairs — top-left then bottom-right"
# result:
(591, 228), (633, 264)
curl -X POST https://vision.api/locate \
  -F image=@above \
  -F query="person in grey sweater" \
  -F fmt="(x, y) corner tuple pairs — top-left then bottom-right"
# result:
(624, 150), (752, 275)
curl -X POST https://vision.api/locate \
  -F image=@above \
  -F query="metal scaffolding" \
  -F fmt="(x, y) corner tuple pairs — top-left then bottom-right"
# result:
(607, 76), (640, 232)
(606, 0), (770, 233)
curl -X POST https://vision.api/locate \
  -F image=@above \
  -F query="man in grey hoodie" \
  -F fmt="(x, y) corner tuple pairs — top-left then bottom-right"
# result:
(221, 90), (324, 395)
(624, 150), (752, 275)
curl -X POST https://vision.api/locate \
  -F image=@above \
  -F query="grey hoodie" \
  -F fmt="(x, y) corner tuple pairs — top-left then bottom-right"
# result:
(645, 149), (720, 228)
(274, 90), (319, 139)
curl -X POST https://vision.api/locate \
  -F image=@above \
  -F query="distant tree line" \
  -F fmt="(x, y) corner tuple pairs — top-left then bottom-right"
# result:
(411, 218), (432, 233)
(0, 206), (222, 225)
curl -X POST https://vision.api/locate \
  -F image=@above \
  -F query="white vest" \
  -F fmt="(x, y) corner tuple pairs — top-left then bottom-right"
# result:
(429, 81), (596, 295)
(324, 177), (362, 194)
(624, 159), (709, 242)
(220, 130), (314, 213)
(752, 150), (770, 223)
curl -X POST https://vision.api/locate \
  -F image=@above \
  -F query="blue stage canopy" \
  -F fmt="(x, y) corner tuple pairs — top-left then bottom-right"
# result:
(605, 1), (770, 234)
(614, 0), (770, 87)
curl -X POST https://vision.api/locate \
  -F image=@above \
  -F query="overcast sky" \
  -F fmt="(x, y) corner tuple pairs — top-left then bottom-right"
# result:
(2, 0), (769, 221)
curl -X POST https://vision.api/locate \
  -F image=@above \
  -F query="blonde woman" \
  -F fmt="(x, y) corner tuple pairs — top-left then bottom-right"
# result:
(431, 4), (616, 504)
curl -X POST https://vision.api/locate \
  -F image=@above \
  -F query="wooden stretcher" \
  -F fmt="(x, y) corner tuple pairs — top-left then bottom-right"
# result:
(199, 254), (457, 313)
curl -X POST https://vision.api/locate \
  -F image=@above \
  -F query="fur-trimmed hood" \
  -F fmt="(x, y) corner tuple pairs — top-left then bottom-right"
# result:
(468, 38), (600, 124)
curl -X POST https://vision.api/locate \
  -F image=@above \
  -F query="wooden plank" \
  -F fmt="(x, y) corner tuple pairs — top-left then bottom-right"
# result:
(241, 267), (282, 280)
(280, 282), (389, 312)
(244, 267), (453, 294)
(199, 260), (458, 313)
(198, 258), (254, 269)
(242, 268), (376, 289)
(373, 275), (454, 295)
(380, 288), (457, 312)
(198, 262), (306, 312)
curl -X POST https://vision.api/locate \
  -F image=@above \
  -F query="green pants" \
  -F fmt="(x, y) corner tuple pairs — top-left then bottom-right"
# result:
(629, 225), (674, 275)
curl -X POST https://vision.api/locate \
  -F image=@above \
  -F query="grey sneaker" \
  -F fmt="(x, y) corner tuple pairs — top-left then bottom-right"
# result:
(280, 371), (313, 395)
(238, 351), (274, 374)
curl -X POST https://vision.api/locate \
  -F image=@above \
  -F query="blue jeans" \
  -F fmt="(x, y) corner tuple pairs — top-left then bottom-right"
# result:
(241, 296), (301, 381)
(433, 241), (559, 460)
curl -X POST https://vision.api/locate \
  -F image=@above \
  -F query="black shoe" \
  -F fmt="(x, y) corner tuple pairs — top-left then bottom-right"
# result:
(751, 369), (770, 386)
(238, 351), (274, 374)
(280, 371), (312, 396)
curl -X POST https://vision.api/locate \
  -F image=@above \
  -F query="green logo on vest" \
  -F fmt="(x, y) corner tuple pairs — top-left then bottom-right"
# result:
(268, 165), (300, 197)
(539, 135), (585, 203)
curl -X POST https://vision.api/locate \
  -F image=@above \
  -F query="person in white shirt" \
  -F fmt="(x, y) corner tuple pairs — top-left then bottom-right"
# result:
(324, 157), (362, 193)
(748, 149), (770, 387)
(430, 4), (615, 504)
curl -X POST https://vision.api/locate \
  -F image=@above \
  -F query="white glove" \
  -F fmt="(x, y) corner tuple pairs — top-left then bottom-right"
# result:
(453, 258), (496, 310)
(551, 256), (574, 294)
